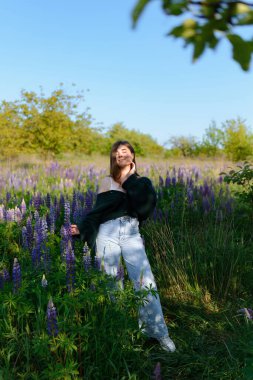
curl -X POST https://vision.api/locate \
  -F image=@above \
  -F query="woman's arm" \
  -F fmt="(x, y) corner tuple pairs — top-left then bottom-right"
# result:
(71, 177), (111, 247)
(71, 180), (124, 249)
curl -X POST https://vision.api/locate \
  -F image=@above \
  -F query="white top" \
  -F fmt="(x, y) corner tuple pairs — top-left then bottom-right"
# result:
(98, 176), (126, 194)
(110, 177), (126, 192)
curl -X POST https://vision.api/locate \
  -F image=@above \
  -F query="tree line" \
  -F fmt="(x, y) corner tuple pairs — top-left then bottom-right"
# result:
(1, 87), (252, 161)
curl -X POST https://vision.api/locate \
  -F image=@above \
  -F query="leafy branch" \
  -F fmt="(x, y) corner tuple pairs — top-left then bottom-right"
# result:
(132, 0), (253, 70)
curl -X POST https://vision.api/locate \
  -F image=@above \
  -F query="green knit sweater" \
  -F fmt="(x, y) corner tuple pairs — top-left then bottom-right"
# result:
(77, 174), (157, 249)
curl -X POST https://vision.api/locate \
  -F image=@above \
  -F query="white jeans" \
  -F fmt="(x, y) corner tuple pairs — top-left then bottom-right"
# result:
(96, 216), (169, 339)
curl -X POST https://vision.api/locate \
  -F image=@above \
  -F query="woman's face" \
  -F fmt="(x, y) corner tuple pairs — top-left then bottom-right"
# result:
(115, 145), (134, 168)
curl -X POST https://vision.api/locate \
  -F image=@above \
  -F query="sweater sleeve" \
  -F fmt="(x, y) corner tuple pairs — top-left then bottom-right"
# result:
(122, 174), (157, 221)
(76, 191), (124, 249)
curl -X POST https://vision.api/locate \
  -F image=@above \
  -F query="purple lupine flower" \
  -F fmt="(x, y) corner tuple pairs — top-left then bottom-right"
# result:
(32, 244), (39, 268)
(218, 175), (223, 184)
(135, 269), (144, 290)
(32, 216), (48, 268)
(0, 266), (9, 288)
(210, 190), (215, 206)
(26, 217), (33, 252)
(165, 176), (171, 187)
(178, 168), (184, 183)
(60, 225), (68, 258)
(83, 242), (89, 254)
(237, 308), (253, 320)
(32, 222), (43, 267)
(41, 274), (48, 287)
(21, 199), (27, 215)
(64, 200), (71, 226)
(46, 299), (59, 337)
(3, 267), (10, 281)
(13, 258), (21, 293)
(0, 204), (5, 220)
(202, 197), (210, 214)
(46, 193), (51, 209)
(66, 241), (75, 292)
(202, 181), (211, 197)
(84, 190), (94, 214)
(116, 264), (124, 289)
(41, 217), (48, 241)
(187, 188), (194, 207)
(54, 195), (60, 219)
(0, 273), (4, 289)
(83, 242), (92, 272)
(22, 226), (29, 249)
(6, 192), (11, 203)
(6, 209), (15, 222)
(225, 198), (233, 214)
(34, 210), (40, 224)
(153, 362), (162, 380)
(159, 176), (164, 187)
(94, 256), (101, 271)
(171, 177), (176, 186)
(60, 223), (72, 258)
(78, 192), (85, 206)
(33, 192), (43, 211)
(14, 206), (22, 223)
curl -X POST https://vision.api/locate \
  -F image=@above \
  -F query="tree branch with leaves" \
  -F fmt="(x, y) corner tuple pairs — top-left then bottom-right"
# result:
(132, 0), (253, 70)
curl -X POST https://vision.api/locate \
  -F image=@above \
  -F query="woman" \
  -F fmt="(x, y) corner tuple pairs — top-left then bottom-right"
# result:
(71, 140), (176, 353)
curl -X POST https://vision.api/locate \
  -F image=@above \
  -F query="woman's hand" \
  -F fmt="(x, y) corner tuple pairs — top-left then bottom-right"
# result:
(71, 224), (80, 235)
(120, 162), (136, 185)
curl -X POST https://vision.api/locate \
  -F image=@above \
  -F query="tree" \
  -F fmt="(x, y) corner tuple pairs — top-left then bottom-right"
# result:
(132, 0), (253, 70)
(105, 122), (164, 156)
(0, 101), (23, 158)
(222, 118), (253, 161)
(0, 86), (99, 158)
(166, 135), (198, 157)
(201, 120), (224, 156)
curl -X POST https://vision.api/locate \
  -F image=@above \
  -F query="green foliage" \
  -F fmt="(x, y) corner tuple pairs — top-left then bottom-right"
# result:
(0, 86), (103, 158)
(166, 135), (198, 157)
(200, 121), (224, 157)
(132, 0), (253, 70)
(222, 161), (253, 207)
(222, 118), (253, 161)
(105, 122), (164, 156)
(0, 88), (165, 159)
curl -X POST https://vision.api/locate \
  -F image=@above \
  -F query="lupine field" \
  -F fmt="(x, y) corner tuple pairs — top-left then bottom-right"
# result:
(0, 157), (253, 380)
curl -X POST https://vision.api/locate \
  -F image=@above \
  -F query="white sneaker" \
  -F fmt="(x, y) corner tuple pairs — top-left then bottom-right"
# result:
(158, 335), (176, 353)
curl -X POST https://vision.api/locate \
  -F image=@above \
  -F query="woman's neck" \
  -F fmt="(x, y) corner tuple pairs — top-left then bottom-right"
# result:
(119, 166), (131, 181)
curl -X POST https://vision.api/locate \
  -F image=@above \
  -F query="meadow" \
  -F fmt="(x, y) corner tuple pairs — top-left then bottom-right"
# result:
(0, 155), (252, 380)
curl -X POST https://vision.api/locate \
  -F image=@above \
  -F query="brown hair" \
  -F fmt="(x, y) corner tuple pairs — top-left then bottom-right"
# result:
(110, 140), (137, 182)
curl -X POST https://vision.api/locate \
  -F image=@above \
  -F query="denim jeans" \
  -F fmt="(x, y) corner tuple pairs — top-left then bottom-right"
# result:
(96, 216), (169, 339)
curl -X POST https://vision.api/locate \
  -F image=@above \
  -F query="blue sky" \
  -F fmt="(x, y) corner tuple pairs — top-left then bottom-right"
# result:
(1, 0), (253, 146)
